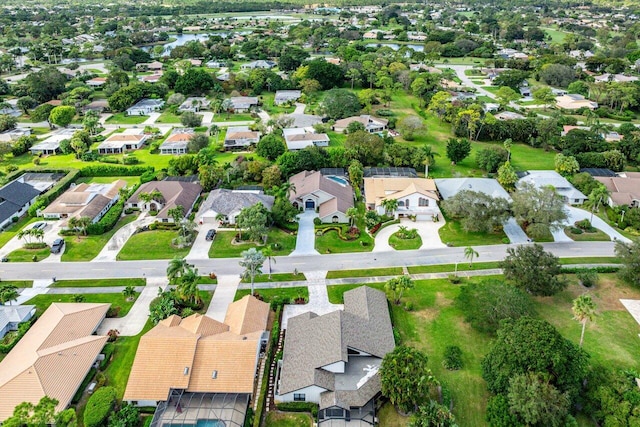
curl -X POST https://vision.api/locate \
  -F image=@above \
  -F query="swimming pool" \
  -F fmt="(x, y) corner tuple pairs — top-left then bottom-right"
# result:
(327, 175), (348, 185)
(196, 420), (225, 427)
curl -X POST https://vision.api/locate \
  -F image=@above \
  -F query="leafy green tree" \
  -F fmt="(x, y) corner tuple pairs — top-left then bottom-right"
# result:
(176, 266), (201, 305)
(186, 133), (209, 153)
(496, 86), (519, 108)
(149, 290), (179, 324)
(409, 401), (458, 427)
(501, 244), (566, 296)
(107, 403), (139, 427)
(16, 96), (38, 114)
(384, 275), (414, 305)
(256, 134), (285, 161)
(303, 58), (344, 90)
(31, 103), (55, 126)
(0, 114), (18, 133)
(511, 182), (568, 239)
(507, 373), (571, 427)
(554, 153), (580, 177)
(441, 190), (510, 233)
(321, 89), (361, 120)
(445, 137), (471, 164)
(84, 387), (117, 427)
(532, 86), (556, 108)
(492, 70), (529, 90)
(262, 246), (276, 279)
(456, 279), (535, 334)
(347, 159), (364, 190)
(174, 68), (218, 95)
(2, 396), (61, 427)
(180, 111), (203, 128)
(381, 346), (438, 414)
(397, 115), (426, 141)
(167, 257), (190, 284)
(0, 283), (19, 305)
(615, 240), (640, 288)
(344, 130), (384, 165)
(427, 91), (452, 120)
(237, 203), (269, 242)
(497, 161), (518, 191)
(539, 63), (576, 88)
(23, 67), (67, 103)
(49, 106), (76, 127)
(239, 248), (265, 296)
(572, 294), (596, 348)
(476, 146), (508, 173)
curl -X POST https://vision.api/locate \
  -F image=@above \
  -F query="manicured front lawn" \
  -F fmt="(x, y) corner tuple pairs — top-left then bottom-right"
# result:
(265, 411), (313, 427)
(105, 113), (148, 125)
(6, 246), (51, 262)
(1, 280), (33, 288)
(50, 278), (145, 288)
(155, 111), (182, 123)
(407, 261), (502, 274)
(438, 220), (507, 247)
(315, 227), (374, 254)
(235, 286), (309, 303)
(389, 232), (422, 250)
(209, 228), (296, 258)
(564, 227), (611, 241)
(214, 113), (255, 122)
(117, 230), (192, 260)
(326, 267), (404, 279)
(62, 214), (139, 262)
(0, 216), (40, 249)
(25, 292), (138, 316)
(240, 272), (306, 283)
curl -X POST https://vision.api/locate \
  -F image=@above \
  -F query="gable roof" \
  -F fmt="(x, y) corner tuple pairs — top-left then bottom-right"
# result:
(364, 177), (439, 206)
(127, 181), (202, 219)
(42, 180), (127, 220)
(288, 171), (354, 215)
(435, 178), (511, 201)
(0, 303), (109, 421)
(124, 296), (269, 402)
(594, 175), (640, 206)
(517, 170), (587, 200)
(278, 286), (394, 396)
(202, 189), (274, 218)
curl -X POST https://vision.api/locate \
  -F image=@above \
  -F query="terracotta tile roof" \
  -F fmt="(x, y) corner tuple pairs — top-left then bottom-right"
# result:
(288, 171), (354, 216)
(364, 177), (439, 206)
(0, 303), (109, 421)
(124, 296), (269, 402)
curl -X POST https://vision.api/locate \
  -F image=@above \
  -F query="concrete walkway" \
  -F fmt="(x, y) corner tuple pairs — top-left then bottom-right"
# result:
(96, 276), (165, 336)
(142, 112), (161, 126)
(291, 211), (320, 256)
(200, 112), (214, 124)
(205, 274), (240, 322)
(282, 270), (342, 329)
(93, 213), (154, 261)
(503, 218), (529, 244)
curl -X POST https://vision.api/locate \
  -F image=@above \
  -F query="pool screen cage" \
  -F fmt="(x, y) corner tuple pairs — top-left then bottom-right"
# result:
(150, 390), (249, 427)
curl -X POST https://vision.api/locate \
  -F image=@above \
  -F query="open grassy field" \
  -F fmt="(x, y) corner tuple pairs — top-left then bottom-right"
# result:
(25, 292), (138, 316)
(117, 229), (192, 260)
(62, 214), (139, 262)
(209, 228), (296, 258)
(541, 26), (571, 43)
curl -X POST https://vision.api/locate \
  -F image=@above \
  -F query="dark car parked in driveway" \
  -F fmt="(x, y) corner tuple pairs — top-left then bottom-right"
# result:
(205, 229), (216, 241)
(50, 238), (65, 254)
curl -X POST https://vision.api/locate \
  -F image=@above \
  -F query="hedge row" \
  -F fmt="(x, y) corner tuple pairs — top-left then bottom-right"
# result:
(27, 169), (80, 217)
(87, 200), (124, 235)
(79, 165), (153, 177)
(563, 266), (621, 274)
(100, 343), (115, 370)
(84, 386), (117, 427)
(275, 402), (319, 417)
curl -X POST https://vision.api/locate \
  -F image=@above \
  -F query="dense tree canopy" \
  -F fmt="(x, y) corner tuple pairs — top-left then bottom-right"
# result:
(501, 244), (566, 296)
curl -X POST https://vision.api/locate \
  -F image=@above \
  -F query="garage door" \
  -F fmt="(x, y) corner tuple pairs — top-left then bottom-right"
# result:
(416, 214), (432, 221)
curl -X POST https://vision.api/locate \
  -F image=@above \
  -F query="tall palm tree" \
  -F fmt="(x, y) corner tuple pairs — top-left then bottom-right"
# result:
(464, 246), (479, 267)
(346, 207), (358, 227)
(239, 248), (265, 296)
(572, 294), (597, 348)
(31, 229), (44, 244)
(262, 246), (276, 279)
(122, 286), (136, 302)
(381, 199), (399, 217)
(0, 284), (19, 305)
(177, 266), (201, 305)
(167, 257), (190, 284)
(76, 216), (92, 236)
(421, 145), (439, 178)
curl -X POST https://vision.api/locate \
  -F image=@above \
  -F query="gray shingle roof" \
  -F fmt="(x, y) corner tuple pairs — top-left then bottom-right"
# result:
(202, 189), (274, 216)
(0, 181), (40, 223)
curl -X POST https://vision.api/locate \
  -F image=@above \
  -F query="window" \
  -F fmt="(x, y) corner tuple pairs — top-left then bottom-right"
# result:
(294, 393), (306, 402)
(398, 201), (405, 207)
(405, 199), (410, 208)
(419, 198), (429, 207)
(332, 216), (339, 223)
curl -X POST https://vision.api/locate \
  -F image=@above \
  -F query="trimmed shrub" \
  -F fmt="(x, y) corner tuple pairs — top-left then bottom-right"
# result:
(442, 345), (463, 370)
(86, 201), (124, 235)
(84, 386), (117, 427)
(576, 269), (599, 288)
(100, 343), (115, 370)
(79, 165), (153, 177)
(275, 402), (319, 417)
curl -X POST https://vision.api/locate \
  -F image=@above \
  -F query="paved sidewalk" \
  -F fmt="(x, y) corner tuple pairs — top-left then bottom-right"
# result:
(205, 274), (240, 321)
(96, 276), (165, 336)
(93, 213), (153, 261)
(620, 300), (640, 328)
(14, 279), (53, 305)
(282, 270), (342, 329)
(291, 211), (320, 256)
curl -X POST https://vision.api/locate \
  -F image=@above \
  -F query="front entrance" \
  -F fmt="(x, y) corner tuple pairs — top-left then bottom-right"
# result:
(305, 199), (315, 210)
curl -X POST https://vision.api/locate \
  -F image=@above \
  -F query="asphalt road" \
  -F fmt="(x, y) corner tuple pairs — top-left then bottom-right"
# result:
(0, 241), (617, 281)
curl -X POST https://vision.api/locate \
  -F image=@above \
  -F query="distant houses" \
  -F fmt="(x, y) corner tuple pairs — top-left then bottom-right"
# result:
(97, 130), (149, 154)
(274, 90), (302, 105)
(333, 115), (388, 133)
(241, 60), (276, 70)
(594, 172), (640, 208)
(555, 94), (598, 110)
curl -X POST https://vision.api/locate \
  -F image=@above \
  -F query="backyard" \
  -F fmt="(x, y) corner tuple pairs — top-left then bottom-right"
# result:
(117, 229), (192, 260)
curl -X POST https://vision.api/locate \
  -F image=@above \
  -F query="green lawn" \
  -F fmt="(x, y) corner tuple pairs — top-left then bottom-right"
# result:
(265, 411), (313, 427)
(209, 228), (296, 258)
(1, 280), (33, 288)
(105, 113), (148, 125)
(6, 246), (51, 262)
(214, 113), (254, 122)
(438, 220), (507, 247)
(541, 26), (571, 43)
(0, 216), (41, 249)
(407, 261), (502, 274)
(25, 292), (139, 316)
(378, 403), (410, 427)
(117, 230), (192, 260)
(234, 286), (309, 303)
(326, 267), (404, 279)
(62, 214), (139, 262)
(564, 227), (611, 242)
(240, 272), (306, 283)
(75, 176), (141, 186)
(50, 278), (145, 288)
(389, 231), (422, 250)
(315, 228), (374, 253)
(155, 111), (182, 123)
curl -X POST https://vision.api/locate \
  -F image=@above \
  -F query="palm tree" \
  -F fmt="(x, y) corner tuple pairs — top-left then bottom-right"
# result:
(572, 294), (597, 348)
(122, 286), (136, 302)
(31, 228), (44, 244)
(17, 229), (33, 245)
(221, 99), (234, 119)
(76, 216), (92, 236)
(421, 145), (439, 177)
(464, 246), (479, 267)
(239, 248), (265, 296)
(381, 199), (399, 217)
(72, 294), (85, 303)
(167, 257), (190, 284)
(177, 266), (202, 305)
(346, 207), (358, 227)
(503, 139), (512, 162)
(0, 284), (19, 305)
(262, 246), (276, 279)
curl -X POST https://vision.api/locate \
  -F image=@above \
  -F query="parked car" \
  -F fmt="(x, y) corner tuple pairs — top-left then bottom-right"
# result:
(31, 222), (47, 231)
(205, 229), (216, 241)
(50, 238), (65, 254)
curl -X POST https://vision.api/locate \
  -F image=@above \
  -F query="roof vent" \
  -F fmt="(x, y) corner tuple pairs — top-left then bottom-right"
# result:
(212, 370), (218, 379)
(183, 367), (189, 375)
(243, 336), (247, 340)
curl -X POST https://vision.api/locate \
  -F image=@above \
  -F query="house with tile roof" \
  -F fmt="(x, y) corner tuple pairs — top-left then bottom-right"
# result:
(160, 128), (195, 155)
(435, 178), (512, 201)
(594, 172), (640, 208)
(275, 286), (395, 425)
(364, 177), (441, 220)
(41, 180), (127, 223)
(283, 128), (330, 150)
(223, 126), (260, 149)
(0, 303), (109, 421)
(124, 296), (269, 427)
(97, 130), (149, 154)
(288, 170), (354, 223)
(126, 180), (202, 223)
(228, 97), (259, 112)
(0, 305), (35, 339)
(274, 90), (302, 105)
(332, 115), (388, 134)
(198, 189), (274, 225)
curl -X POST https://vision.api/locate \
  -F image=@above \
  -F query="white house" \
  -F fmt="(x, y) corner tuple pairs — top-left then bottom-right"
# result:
(274, 90), (302, 105)
(364, 177), (441, 220)
(0, 305), (35, 339)
(126, 98), (165, 116)
(29, 128), (79, 155)
(178, 97), (210, 113)
(517, 170), (587, 205)
(198, 189), (274, 224)
(223, 126), (260, 149)
(159, 128), (194, 155)
(97, 131), (148, 154)
(282, 128), (330, 150)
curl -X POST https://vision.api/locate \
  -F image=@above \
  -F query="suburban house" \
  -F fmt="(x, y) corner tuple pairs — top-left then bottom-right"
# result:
(136, 61), (163, 72)
(30, 127), (79, 155)
(274, 90), (302, 105)
(517, 170), (587, 205)
(594, 172), (640, 208)
(178, 97), (211, 113)
(41, 180), (127, 222)
(333, 115), (388, 134)
(241, 60), (276, 69)
(206, 60), (227, 68)
(0, 178), (41, 229)
(126, 98), (165, 116)
(97, 130), (149, 154)
(275, 286), (395, 425)
(435, 178), (512, 201)
(228, 97), (259, 113)
(223, 126), (260, 150)
(124, 296), (269, 427)
(555, 94), (598, 110)
(283, 128), (330, 150)
(0, 305), (35, 339)
(364, 177), (441, 220)
(126, 181), (202, 222)
(86, 77), (107, 87)
(0, 106), (21, 117)
(593, 73), (639, 83)
(562, 125), (622, 142)
(139, 73), (163, 84)
(198, 189), (274, 225)
(494, 111), (526, 121)
(288, 170), (354, 223)
(160, 128), (194, 155)
(0, 303), (109, 421)
(0, 127), (31, 143)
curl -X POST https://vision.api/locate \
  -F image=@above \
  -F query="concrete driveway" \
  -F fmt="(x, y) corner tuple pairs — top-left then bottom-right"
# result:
(502, 218), (529, 244)
(142, 112), (161, 125)
(93, 213), (155, 261)
(186, 224), (215, 261)
(0, 220), (64, 259)
(562, 206), (631, 243)
(373, 218), (447, 252)
(291, 210), (320, 256)
(286, 103), (322, 128)
(200, 112), (214, 124)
